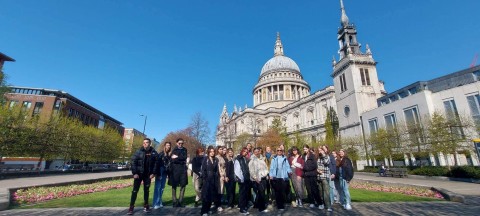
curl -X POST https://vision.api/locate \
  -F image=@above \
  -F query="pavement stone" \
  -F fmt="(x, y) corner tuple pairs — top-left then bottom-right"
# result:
(1, 201), (480, 216)
(2, 171), (480, 215)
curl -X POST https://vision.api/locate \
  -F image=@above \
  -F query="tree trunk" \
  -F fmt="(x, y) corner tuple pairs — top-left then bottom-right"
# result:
(37, 154), (44, 171)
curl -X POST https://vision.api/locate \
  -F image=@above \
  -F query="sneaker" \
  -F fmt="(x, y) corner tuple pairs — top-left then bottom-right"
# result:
(143, 204), (151, 213)
(327, 208), (333, 212)
(240, 210), (250, 215)
(217, 207), (223, 212)
(127, 205), (134, 215)
(309, 204), (315, 208)
(202, 214), (208, 216)
(261, 209), (270, 213)
(153, 205), (160, 209)
(345, 204), (352, 210)
(318, 204), (324, 210)
(291, 201), (297, 207)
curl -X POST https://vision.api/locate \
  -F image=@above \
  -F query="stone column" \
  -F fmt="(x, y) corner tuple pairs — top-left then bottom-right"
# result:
(470, 150), (479, 166)
(404, 154), (410, 166)
(410, 154), (416, 166)
(438, 152), (446, 166)
(429, 153), (436, 166)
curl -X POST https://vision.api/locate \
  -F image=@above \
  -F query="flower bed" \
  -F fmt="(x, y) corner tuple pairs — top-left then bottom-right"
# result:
(350, 181), (444, 199)
(13, 179), (133, 205)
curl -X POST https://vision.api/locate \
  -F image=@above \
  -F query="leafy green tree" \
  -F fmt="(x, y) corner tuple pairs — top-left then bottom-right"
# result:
(0, 69), (10, 106)
(235, 132), (252, 153)
(324, 107), (339, 150)
(270, 117), (291, 148)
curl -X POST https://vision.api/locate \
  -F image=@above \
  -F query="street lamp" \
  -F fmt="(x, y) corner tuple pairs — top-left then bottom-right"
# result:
(140, 114), (147, 136)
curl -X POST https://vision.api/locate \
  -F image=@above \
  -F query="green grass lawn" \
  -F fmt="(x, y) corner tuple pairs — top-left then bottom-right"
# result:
(15, 177), (440, 209)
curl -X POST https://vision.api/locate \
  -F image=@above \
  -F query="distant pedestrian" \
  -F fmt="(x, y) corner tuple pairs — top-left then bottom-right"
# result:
(169, 138), (188, 207)
(128, 138), (158, 215)
(200, 146), (220, 216)
(153, 142), (172, 209)
(336, 149), (354, 210)
(190, 147), (205, 207)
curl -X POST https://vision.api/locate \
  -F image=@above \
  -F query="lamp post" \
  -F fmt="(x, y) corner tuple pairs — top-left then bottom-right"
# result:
(140, 114), (147, 136)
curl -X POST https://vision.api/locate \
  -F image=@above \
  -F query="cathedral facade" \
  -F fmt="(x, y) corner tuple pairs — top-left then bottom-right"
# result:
(216, 0), (480, 169)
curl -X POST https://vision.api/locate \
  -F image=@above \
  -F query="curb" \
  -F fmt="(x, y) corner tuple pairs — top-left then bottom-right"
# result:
(357, 171), (480, 184)
(431, 187), (465, 203)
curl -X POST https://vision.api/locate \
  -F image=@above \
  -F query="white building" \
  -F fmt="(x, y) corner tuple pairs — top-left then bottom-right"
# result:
(216, 0), (480, 169)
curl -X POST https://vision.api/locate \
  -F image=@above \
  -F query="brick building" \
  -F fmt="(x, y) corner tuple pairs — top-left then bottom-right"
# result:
(5, 86), (124, 135)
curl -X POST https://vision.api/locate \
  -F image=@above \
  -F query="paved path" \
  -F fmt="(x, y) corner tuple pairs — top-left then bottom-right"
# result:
(1, 201), (480, 216)
(1, 171), (480, 215)
(0, 171), (131, 190)
(353, 172), (480, 196)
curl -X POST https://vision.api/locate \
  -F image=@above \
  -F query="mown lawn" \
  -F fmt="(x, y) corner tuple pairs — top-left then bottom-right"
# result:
(15, 176), (440, 209)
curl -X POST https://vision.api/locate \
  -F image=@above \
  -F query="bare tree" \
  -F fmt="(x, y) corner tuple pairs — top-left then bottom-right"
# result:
(188, 112), (211, 146)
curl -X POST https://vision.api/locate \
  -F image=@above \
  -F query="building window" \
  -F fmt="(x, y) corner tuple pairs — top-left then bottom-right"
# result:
(443, 99), (465, 138)
(404, 106), (420, 125)
(21, 101), (32, 112)
(344, 106), (350, 117)
(466, 94), (480, 129)
(368, 118), (378, 134)
(339, 73), (347, 92)
(408, 87), (417, 95)
(53, 100), (62, 115)
(384, 113), (397, 130)
(473, 70), (480, 81)
(389, 95), (398, 103)
(360, 68), (371, 86)
(8, 100), (18, 110)
(399, 91), (408, 99)
(32, 102), (44, 116)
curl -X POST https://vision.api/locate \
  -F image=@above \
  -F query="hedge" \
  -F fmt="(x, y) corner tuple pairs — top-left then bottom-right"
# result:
(359, 165), (480, 179)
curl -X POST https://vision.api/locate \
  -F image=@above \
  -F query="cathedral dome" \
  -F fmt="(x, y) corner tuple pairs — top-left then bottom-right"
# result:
(260, 55), (300, 75)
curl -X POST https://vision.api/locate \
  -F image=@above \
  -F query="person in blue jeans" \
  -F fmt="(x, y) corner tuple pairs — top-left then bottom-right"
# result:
(153, 142), (172, 209)
(335, 149), (354, 210)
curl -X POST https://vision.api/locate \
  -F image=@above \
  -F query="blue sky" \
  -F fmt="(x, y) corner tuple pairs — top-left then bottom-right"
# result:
(1, 0), (479, 143)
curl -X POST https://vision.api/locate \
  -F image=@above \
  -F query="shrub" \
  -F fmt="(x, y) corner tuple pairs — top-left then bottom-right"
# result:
(448, 166), (480, 179)
(359, 166), (379, 173)
(409, 166), (449, 176)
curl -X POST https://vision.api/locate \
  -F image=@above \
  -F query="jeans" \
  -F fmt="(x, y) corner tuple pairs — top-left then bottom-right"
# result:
(339, 178), (351, 206)
(153, 168), (167, 207)
(130, 174), (151, 206)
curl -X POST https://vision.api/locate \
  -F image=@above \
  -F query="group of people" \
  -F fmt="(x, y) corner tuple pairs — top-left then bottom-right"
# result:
(127, 138), (354, 216)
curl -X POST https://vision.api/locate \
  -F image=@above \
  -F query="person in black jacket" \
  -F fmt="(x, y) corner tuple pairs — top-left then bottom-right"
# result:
(200, 146), (220, 216)
(225, 148), (236, 209)
(190, 147), (205, 207)
(128, 138), (158, 215)
(169, 138), (188, 207)
(303, 145), (321, 208)
(336, 149), (354, 210)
